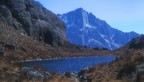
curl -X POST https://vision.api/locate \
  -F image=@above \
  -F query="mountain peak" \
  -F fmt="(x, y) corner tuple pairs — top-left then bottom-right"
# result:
(75, 8), (84, 11)
(58, 8), (140, 50)
(69, 8), (88, 14)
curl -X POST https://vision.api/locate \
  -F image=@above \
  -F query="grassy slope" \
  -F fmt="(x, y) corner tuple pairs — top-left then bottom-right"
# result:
(80, 49), (144, 82)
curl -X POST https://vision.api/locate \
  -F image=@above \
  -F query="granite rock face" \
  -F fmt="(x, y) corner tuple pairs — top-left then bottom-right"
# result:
(0, 0), (67, 47)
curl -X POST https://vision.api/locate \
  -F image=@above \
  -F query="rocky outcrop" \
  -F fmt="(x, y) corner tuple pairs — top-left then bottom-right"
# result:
(0, 0), (67, 47)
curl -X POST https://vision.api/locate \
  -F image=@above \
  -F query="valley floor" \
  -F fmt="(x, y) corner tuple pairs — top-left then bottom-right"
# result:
(0, 21), (144, 82)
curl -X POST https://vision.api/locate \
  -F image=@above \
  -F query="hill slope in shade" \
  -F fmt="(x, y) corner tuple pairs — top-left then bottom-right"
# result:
(0, 0), (67, 47)
(58, 8), (140, 50)
(122, 35), (144, 49)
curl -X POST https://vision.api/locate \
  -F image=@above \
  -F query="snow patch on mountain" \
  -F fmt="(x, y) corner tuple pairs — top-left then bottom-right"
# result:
(88, 39), (104, 48)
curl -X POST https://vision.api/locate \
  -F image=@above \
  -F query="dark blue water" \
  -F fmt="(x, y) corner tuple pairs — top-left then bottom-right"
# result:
(23, 56), (116, 74)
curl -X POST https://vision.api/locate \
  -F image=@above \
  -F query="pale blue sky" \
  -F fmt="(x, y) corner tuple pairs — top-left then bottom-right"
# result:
(36, 0), (144, 34)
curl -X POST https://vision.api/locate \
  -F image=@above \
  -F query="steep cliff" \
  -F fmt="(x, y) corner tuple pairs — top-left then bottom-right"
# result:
(0, 0), (67, 47)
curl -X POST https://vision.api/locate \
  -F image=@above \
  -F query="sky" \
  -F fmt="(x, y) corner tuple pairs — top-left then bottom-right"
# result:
(36, 0), (144, 34)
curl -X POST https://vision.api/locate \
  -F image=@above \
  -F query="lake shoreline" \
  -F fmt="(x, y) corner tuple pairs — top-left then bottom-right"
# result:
(22, 55), (116, 74)
(20, 55), (116, 62)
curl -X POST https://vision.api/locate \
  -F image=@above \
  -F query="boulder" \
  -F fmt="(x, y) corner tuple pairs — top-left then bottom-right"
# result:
(28, 70), (44, 79)
(19, 47), (27, 52)
(21, 67), (31, 73)
(0, 49), (4, 56)
(21, 67), (49, 79)
(4, 43), (15, 50)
